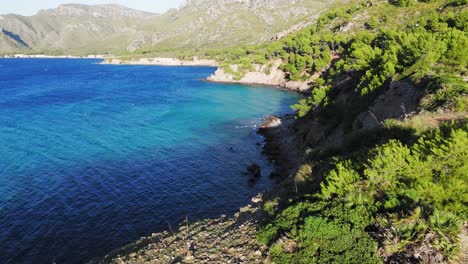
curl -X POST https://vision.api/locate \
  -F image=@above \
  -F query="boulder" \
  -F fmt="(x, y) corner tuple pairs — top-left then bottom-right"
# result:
(247, 163), (261, 178)
(260, 116), (282, 129)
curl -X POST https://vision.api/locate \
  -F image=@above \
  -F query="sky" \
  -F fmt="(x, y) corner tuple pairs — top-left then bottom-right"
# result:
(0, 0), (184, 15)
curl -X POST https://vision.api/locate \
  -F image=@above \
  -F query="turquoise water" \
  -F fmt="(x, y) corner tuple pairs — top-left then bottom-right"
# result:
(0, 59), (300, 263)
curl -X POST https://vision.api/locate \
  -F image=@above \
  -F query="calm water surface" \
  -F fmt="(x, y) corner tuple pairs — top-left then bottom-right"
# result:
(0, 59), (299, 263)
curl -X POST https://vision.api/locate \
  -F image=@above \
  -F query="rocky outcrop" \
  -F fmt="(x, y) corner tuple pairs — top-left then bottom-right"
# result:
(258, 115), (304, 178)
(273, 13), (321, 40)
(37, 4), (154, 18)
(126, 35), (148, 53)
(247, 163), (262, 178)
(207, 60), (311, 92)
(353, 81), (422, 130)
(98, 197), (268, 264)
(260, 116), (282, 129)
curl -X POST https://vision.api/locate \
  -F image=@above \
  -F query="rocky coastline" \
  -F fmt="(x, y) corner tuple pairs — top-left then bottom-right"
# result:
(92, 61), (306, 263)
(97, 196), (268, 264)
(2, 54), (311, 94)
(103, 56), (312, 93)
(96, 113), (300, 263)
(207, 60), (311, 93)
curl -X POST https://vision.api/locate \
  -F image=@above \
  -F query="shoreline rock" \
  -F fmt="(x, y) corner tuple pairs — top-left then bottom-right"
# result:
(247, 163), (262, 178)
(260, 116), (282, 129)
(95, 112), (302, 264)
(207, 59), (311, 93)
(4, 55), (310, 94)
(97, 113), (303, 263)
(97, 196), (268, 264)
(258, 115), (303, 178)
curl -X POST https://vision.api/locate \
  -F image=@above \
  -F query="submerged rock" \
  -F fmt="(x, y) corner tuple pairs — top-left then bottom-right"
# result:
(247, 163), (261, 178)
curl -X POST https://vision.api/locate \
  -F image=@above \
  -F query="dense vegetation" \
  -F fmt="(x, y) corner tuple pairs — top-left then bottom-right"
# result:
(211, 0), (468, 262)
(202, 0), (467, 108)
(259, 121), (467, 263)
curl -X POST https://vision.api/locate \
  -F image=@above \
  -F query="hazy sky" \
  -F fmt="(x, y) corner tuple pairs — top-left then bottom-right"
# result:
(0, 0), (185, 15)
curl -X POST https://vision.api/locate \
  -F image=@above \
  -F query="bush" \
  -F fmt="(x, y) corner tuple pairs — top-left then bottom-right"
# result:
(390, 0), (414, 7)
(261, 121), (468, 262)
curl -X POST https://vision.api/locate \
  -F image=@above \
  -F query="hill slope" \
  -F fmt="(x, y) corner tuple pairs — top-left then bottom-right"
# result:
(101, 0), (467, 263)
(221, 0), (468, 262)
(0, 0), (331, 55)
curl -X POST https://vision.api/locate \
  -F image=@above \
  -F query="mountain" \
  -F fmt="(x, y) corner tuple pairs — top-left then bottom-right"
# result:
(0, 4), (155, 54)
(0, 0), (331, 55)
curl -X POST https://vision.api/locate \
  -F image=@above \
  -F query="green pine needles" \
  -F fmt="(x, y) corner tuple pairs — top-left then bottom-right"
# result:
(259, 121), (467, 263)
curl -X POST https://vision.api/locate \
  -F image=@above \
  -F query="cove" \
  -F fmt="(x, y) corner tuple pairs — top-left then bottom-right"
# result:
(0, 59), (300, 263)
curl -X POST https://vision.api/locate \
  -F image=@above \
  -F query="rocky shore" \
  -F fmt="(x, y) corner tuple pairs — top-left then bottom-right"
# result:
(258, 115), (303, 178)
(103, 56), (312, 93)
(97, 196), (269, 264)
(207, 60), (311, 93)
(3, 54), (305, 263)
(101, 57), (218, 67)
(3, 55), (311, 94)
(91, 63), (305, 263)
(96, 113), (302, 264)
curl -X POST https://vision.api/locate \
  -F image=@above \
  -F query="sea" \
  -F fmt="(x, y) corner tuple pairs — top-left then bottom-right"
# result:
(0, 58), (300, 263)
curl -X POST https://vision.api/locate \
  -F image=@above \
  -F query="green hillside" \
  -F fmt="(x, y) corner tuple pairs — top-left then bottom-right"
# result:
(211, 0), (467, 262)
(0, 0), (331, 56)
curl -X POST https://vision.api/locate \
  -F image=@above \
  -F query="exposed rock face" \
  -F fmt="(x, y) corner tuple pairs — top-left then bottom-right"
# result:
(261, 116), (282, 129)
(38, 4), (154, 18)
(207, 60), (311, 92)
(273, 13), (321, 40)
(126, 35), (147, 53)
(98, 200), (268, 264)
(208, 60), (285, 85)
(151, 32), (167, 45)
(353, 81), (422, 130)
(181, 0), (303, 10)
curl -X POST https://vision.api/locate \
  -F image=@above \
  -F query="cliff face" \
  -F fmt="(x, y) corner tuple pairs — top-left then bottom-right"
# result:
(207, 60), (311, 92)
(0, 0), (332, 55)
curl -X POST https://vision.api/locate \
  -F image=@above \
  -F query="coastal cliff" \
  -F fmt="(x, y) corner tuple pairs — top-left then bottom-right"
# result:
(207, 60), (311, 92)
(103, 57), (312, 92)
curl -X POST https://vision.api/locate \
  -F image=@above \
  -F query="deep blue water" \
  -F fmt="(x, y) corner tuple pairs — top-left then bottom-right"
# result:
(0, 59), (299, 263)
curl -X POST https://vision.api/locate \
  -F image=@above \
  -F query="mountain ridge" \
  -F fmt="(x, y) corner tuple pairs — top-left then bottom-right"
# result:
(0, 0), (332, 55)
(36, 3), (156, 17)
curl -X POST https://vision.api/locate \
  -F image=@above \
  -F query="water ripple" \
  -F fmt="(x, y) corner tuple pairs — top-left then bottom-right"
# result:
(0, 59), (300, 264)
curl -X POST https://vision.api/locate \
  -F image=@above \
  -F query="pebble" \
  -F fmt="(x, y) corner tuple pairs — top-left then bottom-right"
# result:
(105, 206), (267, 264)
